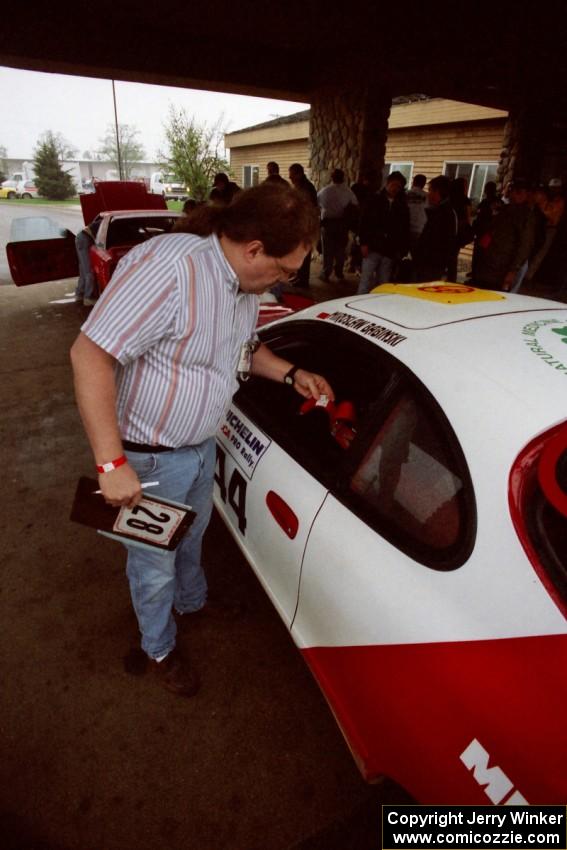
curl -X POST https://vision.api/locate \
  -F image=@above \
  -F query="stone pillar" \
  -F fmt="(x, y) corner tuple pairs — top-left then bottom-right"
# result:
(309, 84), (391, 189)
(497, 116), (517, 192)
(497, 102), (552, 190)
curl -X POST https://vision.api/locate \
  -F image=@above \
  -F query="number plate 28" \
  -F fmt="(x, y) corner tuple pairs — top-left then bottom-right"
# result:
(114, 498), (188, 547)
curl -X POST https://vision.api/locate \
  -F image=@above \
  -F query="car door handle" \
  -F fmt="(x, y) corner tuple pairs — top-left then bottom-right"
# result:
(266, 491), (299, 540)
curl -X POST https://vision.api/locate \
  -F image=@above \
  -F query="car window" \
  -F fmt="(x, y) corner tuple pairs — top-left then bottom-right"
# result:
(235, 320), (397, 486)
(105, 216), (178, 249)
(9, 216), (69, 242)
(349, 389), (473, 567)
(236, 319), (476, 569)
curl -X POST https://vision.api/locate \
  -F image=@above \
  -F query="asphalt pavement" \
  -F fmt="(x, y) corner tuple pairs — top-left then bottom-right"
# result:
(0, 257), (412, 850)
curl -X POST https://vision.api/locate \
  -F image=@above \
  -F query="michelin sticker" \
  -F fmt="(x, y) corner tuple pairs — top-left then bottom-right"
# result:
(522, 318), (567, 373)
(217, 407), (271, 479)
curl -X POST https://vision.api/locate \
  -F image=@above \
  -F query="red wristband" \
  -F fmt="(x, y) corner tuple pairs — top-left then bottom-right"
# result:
(96, 454), (127, 474)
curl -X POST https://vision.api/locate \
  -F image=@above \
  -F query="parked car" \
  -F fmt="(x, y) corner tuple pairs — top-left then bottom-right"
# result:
(6, 181), (180, 291)
(17, 181), (40, 199)
(0, 185), (17, 199)
(88, 209), (181, 291)
(214, 282), (567, 805)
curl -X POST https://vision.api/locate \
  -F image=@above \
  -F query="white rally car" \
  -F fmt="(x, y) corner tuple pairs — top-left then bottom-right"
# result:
(214, 282), (567, 805)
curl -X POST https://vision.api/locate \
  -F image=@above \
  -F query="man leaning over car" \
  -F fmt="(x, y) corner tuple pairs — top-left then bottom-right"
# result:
(70, 183), (334, 698)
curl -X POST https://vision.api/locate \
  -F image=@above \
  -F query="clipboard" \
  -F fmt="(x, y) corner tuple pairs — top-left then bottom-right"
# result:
(70, 477), (196, 551)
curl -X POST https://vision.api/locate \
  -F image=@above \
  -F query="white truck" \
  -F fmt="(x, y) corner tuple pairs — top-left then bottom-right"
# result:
(150, 172), (189, 201)
(1, 160), (83, 196)
(2, 161), (35, 192)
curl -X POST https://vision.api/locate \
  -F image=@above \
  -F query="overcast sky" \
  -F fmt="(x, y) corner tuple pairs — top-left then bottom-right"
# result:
(1, 66), (308, 161)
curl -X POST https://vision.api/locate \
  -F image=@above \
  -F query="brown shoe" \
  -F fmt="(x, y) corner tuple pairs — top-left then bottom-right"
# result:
(149, 648), (200, 697)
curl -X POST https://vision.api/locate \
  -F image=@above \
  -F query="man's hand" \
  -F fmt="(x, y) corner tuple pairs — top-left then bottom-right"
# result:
(98, 463), (143, 508)
(502, 270), (516, 292)
(250, 342), (334, 401)
(293, 368), (335, 401)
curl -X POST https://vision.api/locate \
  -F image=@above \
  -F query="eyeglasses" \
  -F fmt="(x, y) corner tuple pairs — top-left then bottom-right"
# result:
(274, 258), (300, 283)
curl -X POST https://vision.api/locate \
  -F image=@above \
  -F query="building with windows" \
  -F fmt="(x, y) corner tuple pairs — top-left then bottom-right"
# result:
(225, 98), (508, 205)
(225, 109), (311, 189)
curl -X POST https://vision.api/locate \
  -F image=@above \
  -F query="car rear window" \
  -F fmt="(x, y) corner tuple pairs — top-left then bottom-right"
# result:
(351, 393), (462, 549)
(106, 216), (178, 249)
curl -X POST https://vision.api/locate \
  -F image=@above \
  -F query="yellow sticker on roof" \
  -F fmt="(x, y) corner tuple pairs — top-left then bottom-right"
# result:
(372, 283), (506, 304)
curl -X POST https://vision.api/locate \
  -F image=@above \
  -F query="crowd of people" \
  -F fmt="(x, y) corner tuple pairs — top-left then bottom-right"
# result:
(472, 178), (567, 300)
(196, 163), (567, 304)
(311, 166), (566, 302)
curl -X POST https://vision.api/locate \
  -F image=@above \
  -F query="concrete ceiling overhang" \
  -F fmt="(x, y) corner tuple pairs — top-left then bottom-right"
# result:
(1, 3), (566, 111)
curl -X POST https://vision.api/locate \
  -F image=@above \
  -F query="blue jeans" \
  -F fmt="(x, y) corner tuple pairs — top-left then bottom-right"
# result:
(74, 230), (97, 300)
(357, 252), (394, 294)
(124, 438), (216, 659)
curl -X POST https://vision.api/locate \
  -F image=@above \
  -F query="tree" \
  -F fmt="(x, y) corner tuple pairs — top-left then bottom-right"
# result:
(97, 123), (146, 179)
(50, 132), (78, 160)
(33, 131), (75, 200)
(159, 107), (231, 202)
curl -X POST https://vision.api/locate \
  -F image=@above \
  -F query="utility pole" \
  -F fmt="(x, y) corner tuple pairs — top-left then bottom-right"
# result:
(112, 80), (124, 180)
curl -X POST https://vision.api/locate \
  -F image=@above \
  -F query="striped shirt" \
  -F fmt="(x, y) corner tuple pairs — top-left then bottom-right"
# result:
(82, 232), (259, 447)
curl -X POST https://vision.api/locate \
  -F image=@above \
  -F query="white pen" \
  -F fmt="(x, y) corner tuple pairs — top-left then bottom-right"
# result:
(93, 481), (160, 494)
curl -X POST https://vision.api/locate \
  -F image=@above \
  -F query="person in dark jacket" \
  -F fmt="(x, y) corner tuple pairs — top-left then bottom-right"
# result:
(357, 171), (410, 294)
(209, 173), (240, 205)
(263, 161), (289, 186)
(413, 175), (457, 282)
(473, 178), (537, 291)
(471, 181), (501, 280)
(520, 188), (567, 302)
(473, 181), (501, 238)
(348, 168), (379, 273)
(289, 163), (318, 287)
(446, 177), (473, 281)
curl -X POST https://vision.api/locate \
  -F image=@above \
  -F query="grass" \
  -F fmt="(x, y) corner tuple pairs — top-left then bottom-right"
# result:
(0, 197), (81, 207)
(0, 198), (183, 210)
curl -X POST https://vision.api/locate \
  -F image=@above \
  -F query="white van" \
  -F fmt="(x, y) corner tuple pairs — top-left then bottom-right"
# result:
(150, 172), (188, 200)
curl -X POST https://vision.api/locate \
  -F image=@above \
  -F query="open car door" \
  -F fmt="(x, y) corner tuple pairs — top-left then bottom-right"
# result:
(6, 229), (78, 287)
(6, 181), (167, 288)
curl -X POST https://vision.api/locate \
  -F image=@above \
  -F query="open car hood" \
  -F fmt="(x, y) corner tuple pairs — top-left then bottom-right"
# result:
(80, 181), (167, 224)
